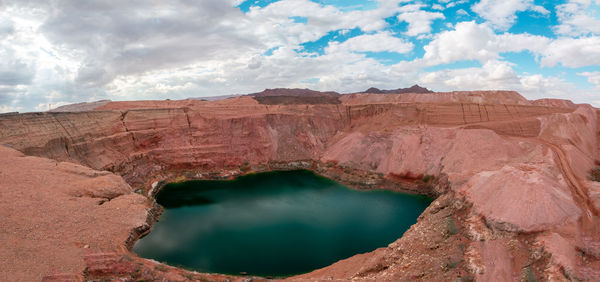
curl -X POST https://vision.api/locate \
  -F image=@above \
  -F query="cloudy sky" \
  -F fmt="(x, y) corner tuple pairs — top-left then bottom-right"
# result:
(0, 0), (599, 112)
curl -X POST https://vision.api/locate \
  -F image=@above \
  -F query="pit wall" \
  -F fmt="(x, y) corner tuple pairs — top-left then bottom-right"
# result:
(0, 101), (595, 218)
(0, 101), (594, 218)
(144, 160), (441, 200)
(2, 96), (600, 280)
(0, 100), (572, 188)
(0, 106), (345, 187)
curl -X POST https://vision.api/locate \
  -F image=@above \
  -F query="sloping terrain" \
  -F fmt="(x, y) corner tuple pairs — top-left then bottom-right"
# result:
(1, 90), (599, 281)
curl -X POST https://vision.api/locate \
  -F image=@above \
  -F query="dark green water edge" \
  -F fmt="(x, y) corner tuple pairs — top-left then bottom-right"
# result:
(133, 170), (432, 277)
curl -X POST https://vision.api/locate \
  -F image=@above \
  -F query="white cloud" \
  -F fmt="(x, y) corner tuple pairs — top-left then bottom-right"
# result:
(0, 4), (86, 111)
(432, 4), (444, 10)
(0, 54), (35, 86)
(539, 36), (600, 68)
(419, 60), (520, 90)
(555, 0), (600, 36)
(445, 0), (469, 8)
(35, 101), (70, 112)
(247, 0), (407, 37)
(423, 21), (549, 65)
(423, 21), (600, 69)
(396, 4), (445, 36)
(529, 5), (550, 15)
(423, 22), (497, 64)
(0, 104), (22, 113)
(0, 0), (426, 113)
(456, 9), (469, 17)
(472, 0), (549, 30)
(325, 32), (413, 54)
(0, 0), (598, 113)
(518, 74), (575, 97)
(578, 71), (600, 88)
(419, 60), (599, 102)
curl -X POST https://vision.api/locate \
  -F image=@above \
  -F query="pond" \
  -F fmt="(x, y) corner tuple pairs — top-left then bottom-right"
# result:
(133, 170), (431, 277)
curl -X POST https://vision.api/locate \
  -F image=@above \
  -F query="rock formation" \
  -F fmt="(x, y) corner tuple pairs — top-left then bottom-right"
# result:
(363, 84), (433, 94)
(48, 100), (112, 112)
(249, 88), (341, 105)
(1, 89), (599, 281)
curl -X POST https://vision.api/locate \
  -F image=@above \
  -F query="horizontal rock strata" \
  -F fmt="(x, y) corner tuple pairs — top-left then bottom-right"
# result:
(1, 90), (599, 281)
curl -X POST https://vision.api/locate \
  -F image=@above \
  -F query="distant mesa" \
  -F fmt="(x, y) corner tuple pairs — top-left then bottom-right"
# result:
(364, 84), (433, 94)
(188, 94), (241, 101)
(249, 88), (341, 97)
(49, 100), (112, 112)
(247, 86), (434, 105)
(46, 85), (435, 111)
(249, 88), (341, 105)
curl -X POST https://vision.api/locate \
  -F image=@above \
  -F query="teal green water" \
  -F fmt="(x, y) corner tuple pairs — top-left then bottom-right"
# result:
(133, 170), (431, 277)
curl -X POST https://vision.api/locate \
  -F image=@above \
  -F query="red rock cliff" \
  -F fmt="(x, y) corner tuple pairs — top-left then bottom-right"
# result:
(1, 91), (599, 281)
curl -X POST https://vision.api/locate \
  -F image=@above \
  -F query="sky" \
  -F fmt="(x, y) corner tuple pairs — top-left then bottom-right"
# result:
(0, 0), (599, 113)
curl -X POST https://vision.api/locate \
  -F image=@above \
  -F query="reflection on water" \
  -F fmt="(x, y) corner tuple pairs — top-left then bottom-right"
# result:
(134, 170), (431, 277)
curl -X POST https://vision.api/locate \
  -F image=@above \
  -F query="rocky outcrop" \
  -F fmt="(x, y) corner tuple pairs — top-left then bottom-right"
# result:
(363, 84), (433, 94)
(0, 146), (150, 281)
(250, 88), (341, 97)
(1, 90), (599, 281)
(0, 98), (346, 186)
(250, 88), (341, 105)
(532, 98), (577, 108)
(49, 100), (112, 112)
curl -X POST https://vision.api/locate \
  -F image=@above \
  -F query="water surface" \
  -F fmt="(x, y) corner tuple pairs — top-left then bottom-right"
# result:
(134, 170), (430, 276)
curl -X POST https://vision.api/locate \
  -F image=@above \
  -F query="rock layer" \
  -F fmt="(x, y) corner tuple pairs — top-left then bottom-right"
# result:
(1, 90), (599, 281)
(0, 146), (151, 281)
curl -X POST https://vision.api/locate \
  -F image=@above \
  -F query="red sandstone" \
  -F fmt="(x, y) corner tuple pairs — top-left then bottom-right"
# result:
(1, 90), (599, 281)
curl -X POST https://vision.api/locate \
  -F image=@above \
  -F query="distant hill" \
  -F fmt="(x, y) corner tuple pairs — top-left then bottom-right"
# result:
(249, 88), (341, 105)
(363, 85), (433, 94)
(48, 100), (112, 112)
(188, 94), (241, 101)
(249, 88), (340, 97)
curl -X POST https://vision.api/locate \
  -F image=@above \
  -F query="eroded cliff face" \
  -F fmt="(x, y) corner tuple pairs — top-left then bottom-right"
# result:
(1, 91), (599, 281)
(0, 98), (346, 187)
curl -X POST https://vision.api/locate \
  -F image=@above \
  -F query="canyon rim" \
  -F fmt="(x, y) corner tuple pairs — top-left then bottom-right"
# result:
(1, 88), (600, 281)
(2, 0), (600, 280)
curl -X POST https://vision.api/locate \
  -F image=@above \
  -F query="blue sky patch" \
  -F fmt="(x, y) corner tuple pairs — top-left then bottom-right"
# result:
(310, 0), (378, 11)
(503, 51), (597, 88)
(299, 28), (364, 55)
(501, 51), (538, 72)
(237, 0), (282, 13)
(383, 14), (409, 34)
(289, 16), (308, 23)
(264, 46), (280, 56)
(301, 77), (320, 84)
(508, 1), (560, 38)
